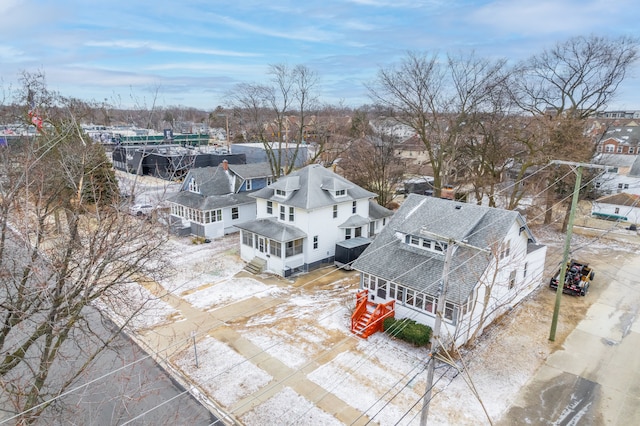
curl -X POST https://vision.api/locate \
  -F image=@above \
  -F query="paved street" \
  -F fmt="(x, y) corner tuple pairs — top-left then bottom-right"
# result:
(499, 248), (640, 425)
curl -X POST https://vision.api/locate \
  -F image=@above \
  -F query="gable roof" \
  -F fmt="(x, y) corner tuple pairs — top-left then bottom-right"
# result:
(180, 166), (232, 196)
(352, 194), (532, 304)
(250, 164), (377, 210)
(595, 192), (640, 207)
(368, 200), (394, 220)
(228, 162), (274, 180)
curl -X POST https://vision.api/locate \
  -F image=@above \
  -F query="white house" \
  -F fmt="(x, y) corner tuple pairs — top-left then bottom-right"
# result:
(591, 193), (640, 224)
(167, 161), (274, 238)
(351, 194), (547, 347)
(593, 154), (640, 196)
(236, 164), (394, 277)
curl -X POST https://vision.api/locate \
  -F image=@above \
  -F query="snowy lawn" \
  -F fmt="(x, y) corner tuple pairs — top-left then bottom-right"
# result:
(183, 277), (284, 310)
(174, 336), (272, 407)
(159, 234), (244, 294)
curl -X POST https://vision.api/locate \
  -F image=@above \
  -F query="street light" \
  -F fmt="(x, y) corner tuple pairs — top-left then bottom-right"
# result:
(217, 114), (230, 153)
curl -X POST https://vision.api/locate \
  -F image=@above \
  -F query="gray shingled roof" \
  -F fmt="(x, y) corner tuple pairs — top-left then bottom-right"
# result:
(168, 191), (255, 210)
(250, 164), (377, 210)
(352, 194), (531, 304)
(235, 217), (307, 241)
(338, 215), (370, 228)
(181, 166), (233, 196)
(227, 162), (273, 180)
(368, 200), (394, 220)
(629, 156), (640, 177)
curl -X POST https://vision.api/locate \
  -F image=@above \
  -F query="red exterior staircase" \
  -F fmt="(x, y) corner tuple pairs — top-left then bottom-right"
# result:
(351, 289), (395, 339)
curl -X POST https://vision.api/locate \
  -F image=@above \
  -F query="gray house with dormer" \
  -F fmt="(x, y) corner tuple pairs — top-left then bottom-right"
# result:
(236, 164), (394, 277)
(167, 161), (274, 238)
(352, 194), (547, 347)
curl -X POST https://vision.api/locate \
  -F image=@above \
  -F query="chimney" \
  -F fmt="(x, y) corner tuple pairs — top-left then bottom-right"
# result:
(222, 159), (228, 171)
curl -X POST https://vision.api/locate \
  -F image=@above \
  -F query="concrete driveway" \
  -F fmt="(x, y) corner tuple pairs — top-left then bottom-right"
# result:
(499, 248), (640, 425)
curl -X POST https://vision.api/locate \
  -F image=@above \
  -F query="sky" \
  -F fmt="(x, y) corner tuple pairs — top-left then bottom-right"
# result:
(1, 0), (639, 112)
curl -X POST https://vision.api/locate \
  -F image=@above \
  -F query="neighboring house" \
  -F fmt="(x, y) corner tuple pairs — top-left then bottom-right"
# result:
(236, 164), (394, 277)
(593, 154), (640, 196)
(351, 194), (547, 347)
(591, 193), (640, 224)
(595, 121), (640, 155)
(167, 161), (274, 238)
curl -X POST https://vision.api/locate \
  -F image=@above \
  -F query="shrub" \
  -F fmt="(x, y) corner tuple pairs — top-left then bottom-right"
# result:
(383, 317), (432, 347)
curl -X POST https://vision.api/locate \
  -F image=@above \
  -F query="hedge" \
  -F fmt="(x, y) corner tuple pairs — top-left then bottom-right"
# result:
(383, 317), (432, 347)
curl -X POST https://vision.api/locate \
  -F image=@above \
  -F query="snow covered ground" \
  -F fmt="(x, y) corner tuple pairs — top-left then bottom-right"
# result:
(119, 226), (637, 425)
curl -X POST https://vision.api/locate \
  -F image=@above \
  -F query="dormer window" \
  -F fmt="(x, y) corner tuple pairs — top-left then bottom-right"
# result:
(188, 178), (200, 193)
(275, 189), (287, 197)
(335, 189), (346, 197)
(405, 234), (448, 254)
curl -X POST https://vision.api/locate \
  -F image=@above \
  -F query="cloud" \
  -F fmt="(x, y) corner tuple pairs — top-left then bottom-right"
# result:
(468, 0), (631, 35)
(85, 40), (261, 57)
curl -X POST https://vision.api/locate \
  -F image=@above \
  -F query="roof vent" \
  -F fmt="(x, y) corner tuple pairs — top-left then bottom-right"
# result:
(455, 205), (462, 210)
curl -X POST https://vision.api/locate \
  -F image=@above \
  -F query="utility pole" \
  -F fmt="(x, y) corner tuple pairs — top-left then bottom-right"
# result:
(548, 160), (607, 341)
(420, 240), (453, 426)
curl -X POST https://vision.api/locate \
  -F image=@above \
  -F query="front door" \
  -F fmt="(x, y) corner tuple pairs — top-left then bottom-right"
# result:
(258, 237), (266, 253)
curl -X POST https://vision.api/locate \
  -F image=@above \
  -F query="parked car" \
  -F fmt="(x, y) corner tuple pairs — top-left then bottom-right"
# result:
(549, 259), (595, 296)
(129, 204), (154, 217)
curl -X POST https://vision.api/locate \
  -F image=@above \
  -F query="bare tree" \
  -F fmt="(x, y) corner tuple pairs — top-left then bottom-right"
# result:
(339, 131), (404, 208)
(0, 74), (170, 424)
(228, 63), (319, 177)
(509, 35), (639, 227)
(368, 51), (507, 198)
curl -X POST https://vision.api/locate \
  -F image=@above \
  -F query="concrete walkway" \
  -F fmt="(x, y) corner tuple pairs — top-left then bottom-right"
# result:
(499, 250), (640, 425)
(136, 269), (372, 425)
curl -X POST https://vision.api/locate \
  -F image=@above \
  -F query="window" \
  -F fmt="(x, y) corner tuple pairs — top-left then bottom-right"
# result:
(523, 262), (528, 278)
(618, 183), (624, 189)
(396, 286), (405, 303)
(605, 145), (614, 153)
(509, 270), (516, 289)
(444, 302), (456, 321)
(630, 147), (635, 154)
(313, 235), (318, 249)
(335, 189), (346, 197)
(275, 189), (286, 197)
(617, 146), (623, 153)
(289, 206), (295, 222)
(352, 201), (357, 213)
(407, 234), (447, 254)
(415, 293), (424, 310)
(285, 239), (303, 257)
(345, 228), (352, 240)
(424, 295), (435, 314)
(269, 240), (281, 257)
(267, 177), (273, 185)
(280, 205), (285, 220)
(204, 209), (222, 223)
(242, 231), (254, 247)
(231, 207), (239, 220)
(624, 183), (629, 189)
(188, 178), (199, 193)
(615, 207), (620, 214)
(355, 227), (362, 238)
(383, 218), (386, 226)
(245, 179), (252, 191)
(389, 283), (396, 299)
(333, 205), (338, 218)
(499, 240), (510, 260)
(267, 201), (273, 214)
(597, 145), (603, 152)
(406, 289), (415, 306)
(377, 280), (387, 299)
